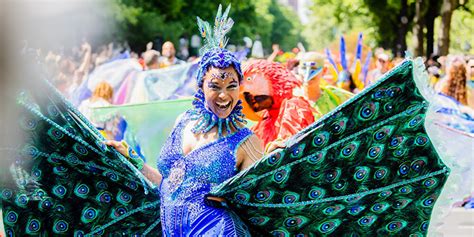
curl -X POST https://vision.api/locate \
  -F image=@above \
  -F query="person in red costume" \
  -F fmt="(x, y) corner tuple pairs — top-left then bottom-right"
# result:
(240, 59), (315, 148)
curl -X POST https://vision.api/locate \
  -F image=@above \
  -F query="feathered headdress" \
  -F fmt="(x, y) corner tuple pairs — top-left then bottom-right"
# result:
(195, 4), (242, 87)
(197, 4), (234, 56)
(325, 33), (372, 89)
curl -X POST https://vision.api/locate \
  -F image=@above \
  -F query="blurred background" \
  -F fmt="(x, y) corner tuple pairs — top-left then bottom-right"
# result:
(1, 0), (473, 59)
(0, 0), (473, 236)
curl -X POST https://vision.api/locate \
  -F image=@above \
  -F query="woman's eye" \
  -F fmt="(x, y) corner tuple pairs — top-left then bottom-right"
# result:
(227, 85), (237, 89)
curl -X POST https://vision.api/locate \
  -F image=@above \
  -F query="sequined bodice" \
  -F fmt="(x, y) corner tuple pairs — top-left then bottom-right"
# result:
(157, 111), (252, 235)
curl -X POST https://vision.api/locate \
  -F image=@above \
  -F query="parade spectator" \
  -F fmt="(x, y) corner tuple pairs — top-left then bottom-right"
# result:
(94, 43), (114, 67)
(267, 44), (281, 62)
(367, 52), (390, 85)
(159, 41), (184, 68)
(78, 81), (125, 140)
(178, 37), (190, 60)
(426, 54), (441, 68)
(467, 59), (474, 108)
(143, 49), (161, 70)
(427, 66), (441, 86)
(78, 81), (114, 120)
(251, 36), (264, 58)
(65, 42), (92, 105)
(437, 57), (468, 105)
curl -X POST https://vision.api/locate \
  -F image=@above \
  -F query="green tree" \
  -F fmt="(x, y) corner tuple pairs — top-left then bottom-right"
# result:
(437, 0), (474, 54)
(268, 0), (305, 51)
(437, 0), (471, 55)
(411, 0), (443, 57)
(362, 0), (417, 57)
(302, 0), (376, 51)
(253, 0), (274, 49)
(110, 0), (260, 53)
(424, 0), (443, 57)
(109, 0), (305, 56)
(303, 0), (471, 56)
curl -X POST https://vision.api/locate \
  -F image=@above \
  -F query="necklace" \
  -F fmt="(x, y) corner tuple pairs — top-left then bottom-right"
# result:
(188, 89), (246, 137)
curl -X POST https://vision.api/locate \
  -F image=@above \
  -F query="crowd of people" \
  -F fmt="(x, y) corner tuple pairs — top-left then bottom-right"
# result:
(36, 34), (474, 156)
(43, 34), (474, 115)
(44, 40), (188, 101)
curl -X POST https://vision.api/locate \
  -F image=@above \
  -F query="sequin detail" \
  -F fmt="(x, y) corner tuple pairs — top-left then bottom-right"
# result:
(167, 160), (186, 194)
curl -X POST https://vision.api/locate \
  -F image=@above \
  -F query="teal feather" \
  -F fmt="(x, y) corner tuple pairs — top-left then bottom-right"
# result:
(371, 202), (390, 213)
(214, 4), (222, 29)
(358, 215), (377, 227)
(197, 4), (234, 55)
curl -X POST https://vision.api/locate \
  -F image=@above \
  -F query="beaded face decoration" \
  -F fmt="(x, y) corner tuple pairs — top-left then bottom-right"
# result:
(211, 71), (234, 81)
(189, 4), (246, 137)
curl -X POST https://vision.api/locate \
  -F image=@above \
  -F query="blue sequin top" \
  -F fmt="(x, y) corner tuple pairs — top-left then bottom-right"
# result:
(157, 111), (252, 236)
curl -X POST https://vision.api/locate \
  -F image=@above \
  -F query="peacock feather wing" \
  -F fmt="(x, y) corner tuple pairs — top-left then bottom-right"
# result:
(1, 61), (161, 236)
(211, 59), (449, 236)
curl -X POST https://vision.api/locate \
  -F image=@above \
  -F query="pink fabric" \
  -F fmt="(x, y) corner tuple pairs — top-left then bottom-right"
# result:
(114, 72), (134, 105)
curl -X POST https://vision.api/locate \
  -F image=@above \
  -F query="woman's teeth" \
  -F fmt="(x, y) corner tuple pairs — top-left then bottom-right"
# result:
(216, 101), (231, 109)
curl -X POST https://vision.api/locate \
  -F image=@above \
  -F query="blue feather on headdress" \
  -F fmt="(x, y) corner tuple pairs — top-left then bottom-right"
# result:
(325, 48), (338, 71)
(196, 4), (234, 56)
(340, 35), (348, 71)
(355, 33), (363, 61)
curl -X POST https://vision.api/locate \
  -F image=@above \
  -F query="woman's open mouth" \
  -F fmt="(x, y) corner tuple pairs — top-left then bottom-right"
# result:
(215, 101), (232, 111)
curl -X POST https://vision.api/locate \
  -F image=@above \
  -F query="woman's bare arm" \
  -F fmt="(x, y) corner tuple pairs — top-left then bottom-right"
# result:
(141, 164), (162, 186)
(237, 135), (264, 171)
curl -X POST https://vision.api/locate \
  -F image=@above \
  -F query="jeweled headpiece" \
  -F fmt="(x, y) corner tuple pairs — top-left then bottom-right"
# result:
(195, 4), (243, 87)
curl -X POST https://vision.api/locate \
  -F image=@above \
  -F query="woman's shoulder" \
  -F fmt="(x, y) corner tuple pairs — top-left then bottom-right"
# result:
(173, 110), (193, 127)
(235, 133), (264, 170)
(235, 132), (262, 153)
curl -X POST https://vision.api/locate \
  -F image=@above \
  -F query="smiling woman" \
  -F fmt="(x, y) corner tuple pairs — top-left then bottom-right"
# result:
(106, 5), (265, 236)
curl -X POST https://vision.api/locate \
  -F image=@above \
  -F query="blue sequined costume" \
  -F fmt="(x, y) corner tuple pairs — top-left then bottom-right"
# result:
(157, 111), (252, 236)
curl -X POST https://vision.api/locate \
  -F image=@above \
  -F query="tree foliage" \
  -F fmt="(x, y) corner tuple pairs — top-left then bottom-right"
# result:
(302, 0), (377, 51)
(106, 0), (303, 55)
(436, 0), (474, 54)
(304, 0), (471, 56)
(103, 0), (470, 56)
(268, 0), (305, 51)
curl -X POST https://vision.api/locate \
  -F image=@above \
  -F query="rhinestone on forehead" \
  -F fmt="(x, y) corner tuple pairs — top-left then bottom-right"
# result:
(210, 71), (235, 81)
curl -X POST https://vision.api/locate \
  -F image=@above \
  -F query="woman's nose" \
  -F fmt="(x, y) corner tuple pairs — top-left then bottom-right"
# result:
(219, 91), (227, 99)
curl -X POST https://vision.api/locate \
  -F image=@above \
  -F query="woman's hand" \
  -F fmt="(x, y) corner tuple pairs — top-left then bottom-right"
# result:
(105, 140), (162, 185)
(104, 140), (128, 157)
(265, 138), (286, 154)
